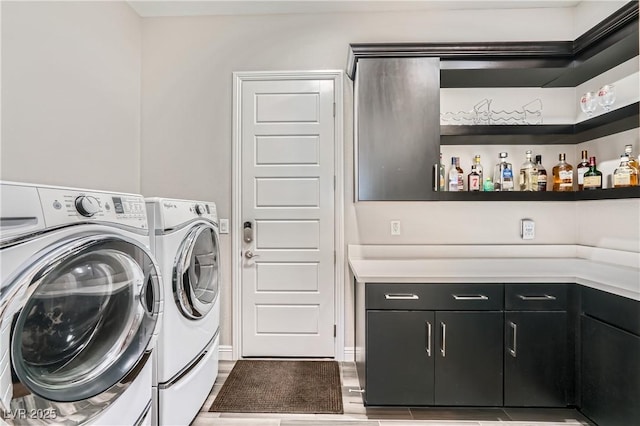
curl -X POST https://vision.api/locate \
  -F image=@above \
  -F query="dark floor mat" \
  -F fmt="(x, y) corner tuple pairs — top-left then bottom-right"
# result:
(209, 360), (343, 414)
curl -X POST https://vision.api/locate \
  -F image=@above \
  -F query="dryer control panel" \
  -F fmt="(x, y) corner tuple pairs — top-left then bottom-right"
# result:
(38, 187), (148, 230)
(146, 198), (217, 230)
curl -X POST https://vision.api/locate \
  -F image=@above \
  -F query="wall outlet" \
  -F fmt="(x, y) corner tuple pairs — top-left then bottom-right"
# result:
(390, 220), (401, 236)
(520, 218), (535, 240)
(219, 218), (229, 234)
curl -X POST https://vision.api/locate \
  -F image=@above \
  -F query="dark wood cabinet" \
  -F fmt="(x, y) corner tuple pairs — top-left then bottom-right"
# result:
(504, 311), (568, 406)
(357, 281), (638, 416)
(366, 310), (435, 405)
(356, 57), (440, 201)
(362, 283), (503, 406)
(580, 286), (640, 426)
(504, 284), (571, 407)
(435, 311), (503, 406)
(581, 315), (640, 426)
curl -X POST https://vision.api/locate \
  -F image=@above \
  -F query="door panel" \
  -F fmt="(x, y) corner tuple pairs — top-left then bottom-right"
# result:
(366, 310), (435, 405)
(581, 315), (640, 426)
(255, 136), (319, 165)
(255, 262), (319, 292)
(435, 311), (503, 406)
(255, 220), (320, 249)
(241, 78), (335, 357)
(504, 312), (568, 407)
(256, 93), (319, 122)
(256, 305), (320, 334)
(255, 178), (320, 207)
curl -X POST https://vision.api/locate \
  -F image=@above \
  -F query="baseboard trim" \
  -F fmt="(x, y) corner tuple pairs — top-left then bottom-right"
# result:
(219, 345), (234, 361)
(219, 345), (354, 362)
(344, 346), (355, 362)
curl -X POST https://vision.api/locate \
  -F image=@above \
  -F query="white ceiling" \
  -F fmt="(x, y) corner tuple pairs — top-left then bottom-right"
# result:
(128, 0), (583, 18)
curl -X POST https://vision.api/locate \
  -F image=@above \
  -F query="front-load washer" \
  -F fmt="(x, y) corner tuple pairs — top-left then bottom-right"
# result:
(145, 198), (220, 426)
(0, 182), (163, 425)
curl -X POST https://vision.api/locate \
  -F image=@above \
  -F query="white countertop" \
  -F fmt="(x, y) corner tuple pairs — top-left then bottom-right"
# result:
(348, 245), (640, 301)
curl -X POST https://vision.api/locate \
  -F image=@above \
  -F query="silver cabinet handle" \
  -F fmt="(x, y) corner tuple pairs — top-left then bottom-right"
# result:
(245, 250), (260, 259)
(425, 321), (432, 357)
(440, 322), (446, 357)
(384, 294), (419, 300)
(517, 294), (556, 301)
(509, 321), (517, 357)
(452, 294), (488, 300)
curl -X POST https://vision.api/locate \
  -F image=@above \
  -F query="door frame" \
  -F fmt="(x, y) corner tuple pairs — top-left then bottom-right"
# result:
(231, 70), (345, 360)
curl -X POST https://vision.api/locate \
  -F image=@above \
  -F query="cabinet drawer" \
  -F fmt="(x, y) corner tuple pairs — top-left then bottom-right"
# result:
(366, 283), (503, 310)
(506, 284), (567, 311)
(582, 286), (640, 336)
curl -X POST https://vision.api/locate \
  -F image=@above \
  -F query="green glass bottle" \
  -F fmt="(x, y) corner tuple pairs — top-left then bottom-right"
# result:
(582, 156), (602, 190)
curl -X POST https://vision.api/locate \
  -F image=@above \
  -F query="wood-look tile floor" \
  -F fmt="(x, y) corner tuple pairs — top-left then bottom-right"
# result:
(192, 361), (594, 426)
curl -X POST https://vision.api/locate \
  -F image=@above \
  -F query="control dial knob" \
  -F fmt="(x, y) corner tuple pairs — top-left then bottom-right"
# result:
(75, 196), (100, 217)
(195, 204), (205, 215)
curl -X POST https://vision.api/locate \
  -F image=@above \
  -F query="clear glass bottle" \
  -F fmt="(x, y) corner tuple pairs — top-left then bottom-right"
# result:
(577, 149), (590, 190)
(535, 155), (547, 192)
(582, 156), (602, 190)
(448, 157), (464, 191)
(613, 155), (639, 188)
(552, 153), (574, 192)
(473, 155), (484, 190)
(493, 152), (514, 191)
(468, 163), (481, 192)
(519, 150), (538, 191)
(624, 144), (639, 173)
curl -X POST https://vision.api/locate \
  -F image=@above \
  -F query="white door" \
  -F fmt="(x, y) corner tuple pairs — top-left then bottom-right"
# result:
(240, 78), (335, 357)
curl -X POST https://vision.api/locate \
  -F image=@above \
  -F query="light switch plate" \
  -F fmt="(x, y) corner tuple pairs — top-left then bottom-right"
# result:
(219, 218), (229, 234)
(521, 218), (535, 240)
(390, 220), (401, 236)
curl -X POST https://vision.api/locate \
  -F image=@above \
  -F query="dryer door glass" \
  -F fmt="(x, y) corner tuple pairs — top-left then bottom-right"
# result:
(10, 235), (161, 402)
(174, 224), (220, 320)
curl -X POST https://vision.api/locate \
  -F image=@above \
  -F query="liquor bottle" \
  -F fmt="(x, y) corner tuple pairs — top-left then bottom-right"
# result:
(448, 157), (464, 191)
(519, 150), (538, 191)
(552, 153), (573, 192)
(483, 178), (494, 192)
(473, 155), (484, 190)
(613, 155), (639, 188)
(437, 152), (446, 191)
(576, 150), (590, 190)
(582, 156), (602, 190)
(468, 164), (481, 192)
(625, 144), (639, 172)
(535, 155), (547, 191)
(493, 152), (514, 191)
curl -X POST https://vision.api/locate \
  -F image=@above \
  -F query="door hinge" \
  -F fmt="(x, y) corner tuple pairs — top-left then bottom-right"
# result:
(333, 102), (336, 117)
(334, 324), (337, 337)
(333, 175), (336, 190)
(334, 251), (336, 264)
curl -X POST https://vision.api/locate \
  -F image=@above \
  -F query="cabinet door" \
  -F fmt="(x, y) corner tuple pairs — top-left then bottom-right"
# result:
(581, 315), (640, 426)
(504, 312), (568, 407)
(435, 311), (503, 406)
(356, 57), (440, 201)
(366, 310), (435, 405)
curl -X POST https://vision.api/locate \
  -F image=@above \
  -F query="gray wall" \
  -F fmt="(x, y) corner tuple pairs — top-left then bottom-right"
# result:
(1, 1), (142, 193)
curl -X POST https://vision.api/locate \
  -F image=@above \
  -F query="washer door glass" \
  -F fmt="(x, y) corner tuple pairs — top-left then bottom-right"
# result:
(173, 224), (220, 320)
(10, 236), (160, 402)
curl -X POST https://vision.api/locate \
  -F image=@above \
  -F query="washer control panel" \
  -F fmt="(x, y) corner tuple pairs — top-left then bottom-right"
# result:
(38, 187), (148, 230)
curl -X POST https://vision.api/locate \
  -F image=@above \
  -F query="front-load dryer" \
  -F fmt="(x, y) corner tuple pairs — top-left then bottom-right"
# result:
(145, 198), (220, 426)
(0, 182), (163, 425)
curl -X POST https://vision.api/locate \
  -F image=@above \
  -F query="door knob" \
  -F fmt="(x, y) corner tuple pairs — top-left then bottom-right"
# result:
(245, 250), (259, 259)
